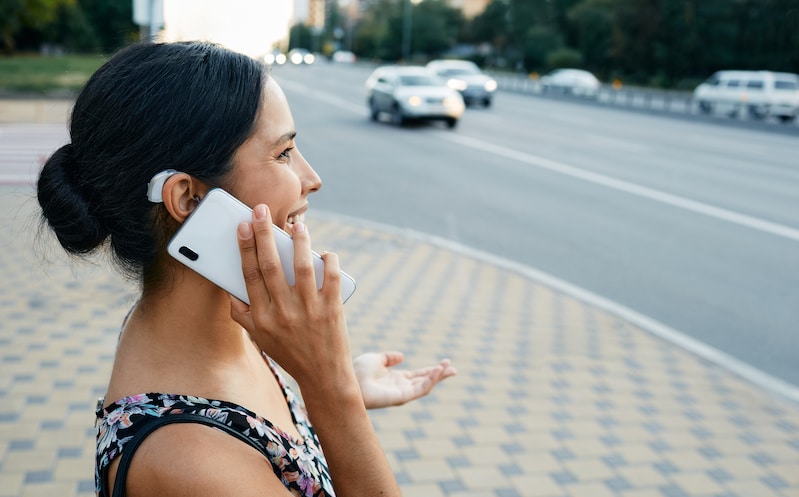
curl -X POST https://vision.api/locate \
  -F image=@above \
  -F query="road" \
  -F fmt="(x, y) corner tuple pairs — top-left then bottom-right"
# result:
(270, 62), (799, 392)
(2, 61), (797, 394)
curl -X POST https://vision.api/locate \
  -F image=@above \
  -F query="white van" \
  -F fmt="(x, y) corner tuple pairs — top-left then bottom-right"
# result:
(693, 70), (799, 123)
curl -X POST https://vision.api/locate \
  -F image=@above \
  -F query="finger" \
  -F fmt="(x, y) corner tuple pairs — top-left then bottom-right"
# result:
(237, 220), (271, 306)
(319, 251), (342, 300)
(291, 222), (316, 296)
(229, 294), (255, 331)
(251, 204), (289, 302)
(405, 364), (442, 379)
(382, 351), (405, 368)
(438, 359), (457, 378)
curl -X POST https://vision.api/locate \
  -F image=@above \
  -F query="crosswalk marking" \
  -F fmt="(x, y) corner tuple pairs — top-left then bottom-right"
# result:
(0, 124), (68, 184)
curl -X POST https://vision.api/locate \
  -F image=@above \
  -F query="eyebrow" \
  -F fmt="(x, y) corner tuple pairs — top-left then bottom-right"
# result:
(272, 131), (297, 147)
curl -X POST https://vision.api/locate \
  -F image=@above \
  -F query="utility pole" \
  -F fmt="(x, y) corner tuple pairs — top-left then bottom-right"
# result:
(132, 0), (164, 42)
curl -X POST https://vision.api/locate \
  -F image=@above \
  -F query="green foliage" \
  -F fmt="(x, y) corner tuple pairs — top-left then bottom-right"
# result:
(1, 0), (75, 52)
(289, 22), (314, 51)
(546, 47), (583, 69)
(352, 0), (463, 61)
(0, 53), (106, 92)
(412, 0), (465, 58)
(77, 0), (137, 53)
(467, 0), (798, 85)
(522, 26), (563, 71)
(1, 0), (135, 54)
(2, 0), (796, 90)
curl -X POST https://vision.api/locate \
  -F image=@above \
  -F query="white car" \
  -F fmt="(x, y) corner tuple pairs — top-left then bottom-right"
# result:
(288, 49), (315, 65)
(365, 66), (465, 128)
(426, 59), (497, 107)
(332, 50), (356, 63)
(263, 50), (286, 65)
(539, 68), (601, 98)
(693, 70), (799, 122)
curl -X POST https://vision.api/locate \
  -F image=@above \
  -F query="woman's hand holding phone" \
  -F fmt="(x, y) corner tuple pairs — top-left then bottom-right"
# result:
(229, 204), (356, 390)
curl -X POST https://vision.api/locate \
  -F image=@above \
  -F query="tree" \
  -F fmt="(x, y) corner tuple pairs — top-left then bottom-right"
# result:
(289, 22), (314, 51)
(410, 0), (464, 58)
(566, 0), (616, 73)
(78, 0), (136, 53)
(1, 0), (75, 53)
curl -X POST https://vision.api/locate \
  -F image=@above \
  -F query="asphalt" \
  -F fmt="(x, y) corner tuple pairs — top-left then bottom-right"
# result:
(1, 100), (798, 497)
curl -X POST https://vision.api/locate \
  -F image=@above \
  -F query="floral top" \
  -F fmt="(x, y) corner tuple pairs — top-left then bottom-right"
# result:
(95, 358), (335, 497)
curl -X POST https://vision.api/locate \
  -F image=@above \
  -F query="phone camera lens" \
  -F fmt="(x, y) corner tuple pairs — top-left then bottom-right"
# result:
(178, 246), (199, 261)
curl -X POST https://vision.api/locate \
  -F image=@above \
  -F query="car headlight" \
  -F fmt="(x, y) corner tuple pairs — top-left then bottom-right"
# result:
(484, 79), (497, 92)
(290, 53), (303, 64)
(448, 79), (468, 91)
(443, 96), (461, 108)
(303, 53), (315, 64)
(275, 53), (286, 65)
(264, 54), (275, 65)
(408, 95), (422, 107)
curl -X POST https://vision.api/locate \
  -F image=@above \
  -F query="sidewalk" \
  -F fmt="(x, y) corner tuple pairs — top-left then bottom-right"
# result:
(2, 104), (798, 497)
(0, 98), (73, 124)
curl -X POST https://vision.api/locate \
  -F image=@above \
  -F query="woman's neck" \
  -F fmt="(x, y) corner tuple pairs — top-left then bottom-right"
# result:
(106, 267), (262, 400)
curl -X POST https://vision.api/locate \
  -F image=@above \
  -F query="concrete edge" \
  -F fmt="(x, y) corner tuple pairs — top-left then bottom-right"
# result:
(312, 209), (799, 406)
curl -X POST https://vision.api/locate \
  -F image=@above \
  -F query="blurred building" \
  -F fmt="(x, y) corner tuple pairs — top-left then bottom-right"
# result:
(161, 0), (293, 57)
(307, 0), (326, 29)
(295, 0), (489, 26)
(447, 0), (489, 19)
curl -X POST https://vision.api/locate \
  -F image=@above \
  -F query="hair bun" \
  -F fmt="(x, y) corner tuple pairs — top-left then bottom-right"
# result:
(37, 143), (110, 254)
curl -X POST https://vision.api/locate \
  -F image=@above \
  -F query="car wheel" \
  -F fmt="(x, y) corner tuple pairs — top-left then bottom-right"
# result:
(369, 99), (379, 121)
(391, 103), (405, 126)
(697, 100), (713, 114)
(778, 114), (795, 124)
(483, 97), (491, 107)
(446, 118), (458, 129)
(747, 105), (766, 120)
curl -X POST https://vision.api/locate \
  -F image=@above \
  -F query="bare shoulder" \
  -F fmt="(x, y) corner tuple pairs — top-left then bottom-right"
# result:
(109, 422), (290, 497)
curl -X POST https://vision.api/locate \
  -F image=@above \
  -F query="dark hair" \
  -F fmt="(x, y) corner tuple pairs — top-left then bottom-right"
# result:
(37, 41), (267, 283)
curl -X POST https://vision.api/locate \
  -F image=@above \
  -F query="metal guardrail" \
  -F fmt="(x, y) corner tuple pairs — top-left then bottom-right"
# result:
(489, 72), (799, 131)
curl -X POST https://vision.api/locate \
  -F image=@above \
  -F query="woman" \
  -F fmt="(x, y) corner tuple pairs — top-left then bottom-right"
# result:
(37, 41), (455, 497)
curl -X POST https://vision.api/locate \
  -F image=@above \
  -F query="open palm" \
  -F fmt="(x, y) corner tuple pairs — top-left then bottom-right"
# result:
(353, 351), (456, 409)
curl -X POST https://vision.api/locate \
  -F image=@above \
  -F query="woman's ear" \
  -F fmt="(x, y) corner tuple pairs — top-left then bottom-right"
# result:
(162, 173), (207, 223)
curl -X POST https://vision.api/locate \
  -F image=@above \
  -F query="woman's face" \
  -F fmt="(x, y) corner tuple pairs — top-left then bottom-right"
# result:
(225, 77), (321, 232)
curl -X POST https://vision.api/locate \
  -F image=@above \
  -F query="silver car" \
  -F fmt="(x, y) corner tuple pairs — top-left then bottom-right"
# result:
(539, 68), (601, 98)
(366, 66), (465, 128)
(426, 59), (497, 107)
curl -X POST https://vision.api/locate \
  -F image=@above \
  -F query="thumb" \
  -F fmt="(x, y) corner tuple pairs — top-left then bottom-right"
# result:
(229, 295), (254, 330)
(382, 351), (405, 368)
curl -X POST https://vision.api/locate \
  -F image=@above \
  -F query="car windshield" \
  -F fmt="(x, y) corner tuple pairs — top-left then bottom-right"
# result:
(399, 75), (438, 86)
(775, 80), (797, 90)
(440, 68), (478, 76)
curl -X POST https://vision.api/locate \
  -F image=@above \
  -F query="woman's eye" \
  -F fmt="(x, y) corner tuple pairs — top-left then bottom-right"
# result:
(278, 147), (294, 160)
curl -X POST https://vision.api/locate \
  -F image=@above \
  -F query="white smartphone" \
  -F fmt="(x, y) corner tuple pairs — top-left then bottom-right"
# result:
(167, 188), (356, 304)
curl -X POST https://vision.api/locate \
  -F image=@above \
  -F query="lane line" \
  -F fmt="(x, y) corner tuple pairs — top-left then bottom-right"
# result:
(281, 76), (799, 242)
(281, 77), (799, 403)
(439, 133), (799, 242)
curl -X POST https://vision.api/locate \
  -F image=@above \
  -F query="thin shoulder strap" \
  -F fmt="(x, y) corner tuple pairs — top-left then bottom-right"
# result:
(110, 413), (269, 497)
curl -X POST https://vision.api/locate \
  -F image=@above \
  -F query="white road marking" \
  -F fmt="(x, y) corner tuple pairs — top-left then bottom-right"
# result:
(283, 77), (799, 402)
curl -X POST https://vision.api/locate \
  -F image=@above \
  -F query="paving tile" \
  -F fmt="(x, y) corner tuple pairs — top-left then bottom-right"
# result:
(667, 471), (727, 494)
(615, 464), (669, 486)
(563, 457), (618, 481)
(455, 465), (509, 489)
(575, 482), (625, 497)
(402, 458), (457, 483)
(0, 181), (798, 497)
(505, 473), (565, 496)
(723, 478), (787, 497)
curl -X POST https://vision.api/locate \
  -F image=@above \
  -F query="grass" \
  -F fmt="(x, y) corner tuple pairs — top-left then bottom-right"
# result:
(0, 54), (108, 94)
